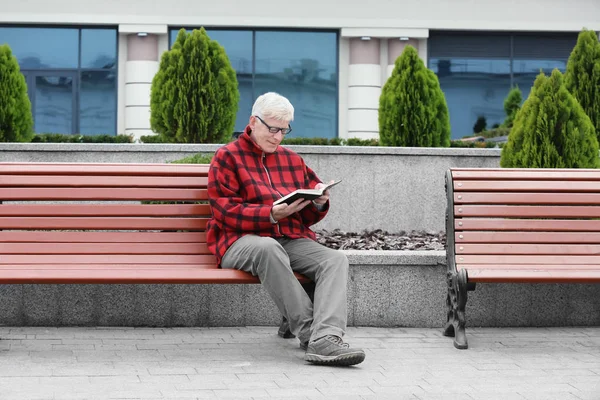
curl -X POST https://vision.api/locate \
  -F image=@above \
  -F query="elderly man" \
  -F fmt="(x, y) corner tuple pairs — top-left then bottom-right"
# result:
(206, 92), (365, 366)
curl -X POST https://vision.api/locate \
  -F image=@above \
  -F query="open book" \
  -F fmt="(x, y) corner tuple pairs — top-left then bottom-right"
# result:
(273, 180), (342, 206)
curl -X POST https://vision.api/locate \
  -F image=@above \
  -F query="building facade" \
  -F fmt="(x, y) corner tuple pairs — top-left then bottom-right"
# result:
(1, 0), (599, 141)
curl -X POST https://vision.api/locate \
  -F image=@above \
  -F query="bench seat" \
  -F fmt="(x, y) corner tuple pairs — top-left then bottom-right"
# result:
(0, 162), (310, 332)
(443, 167), (600, 349)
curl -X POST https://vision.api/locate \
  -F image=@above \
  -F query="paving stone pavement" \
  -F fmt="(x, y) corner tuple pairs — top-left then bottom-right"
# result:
(0, 326), (598, 400)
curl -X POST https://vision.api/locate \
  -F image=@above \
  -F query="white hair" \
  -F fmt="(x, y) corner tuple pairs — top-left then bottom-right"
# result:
(252, 92), (294, 122)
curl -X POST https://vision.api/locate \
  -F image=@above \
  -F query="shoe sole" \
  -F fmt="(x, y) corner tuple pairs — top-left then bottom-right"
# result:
(304, 351), (365, 366)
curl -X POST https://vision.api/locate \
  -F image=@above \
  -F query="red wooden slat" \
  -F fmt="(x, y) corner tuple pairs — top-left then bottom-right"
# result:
(0, 188), (207, 201)
(452, 168), (600, 180)
(454, 180), (600, 192)
(0, 217), (208, 230)
(0, 163), (209, 176)
(455, 218), (600, 232)
(456, 255), (600, 264)
(0, 254), (215, 264)
(0, 268), (257, 284)
(457, 264), (600, 271)
(0, 242), (210, 255)
(0, 204), (210, 217)
(456, 244), (600, 255)
(0, 175), (208, 188)
(0, 264), (219, 270)
(460, 269), (600, 283)
(0, 231), (206, 243)
(455, 205), (600, 218)
(0, 267), (309, 284)
(455, 231), (600, 244)
(454, 192), (600, 205)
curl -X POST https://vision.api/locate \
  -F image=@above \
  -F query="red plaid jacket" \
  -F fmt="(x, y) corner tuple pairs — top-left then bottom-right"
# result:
(207, 126), (328, 265)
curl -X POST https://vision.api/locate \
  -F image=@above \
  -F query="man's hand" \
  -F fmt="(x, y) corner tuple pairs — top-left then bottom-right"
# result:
(271, 198), (311, 222)
(313, 181), (333, 205)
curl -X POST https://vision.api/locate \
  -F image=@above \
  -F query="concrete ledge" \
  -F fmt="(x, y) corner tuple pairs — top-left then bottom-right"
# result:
(1, 251), (599, 329)
(0, 143), (500, 156)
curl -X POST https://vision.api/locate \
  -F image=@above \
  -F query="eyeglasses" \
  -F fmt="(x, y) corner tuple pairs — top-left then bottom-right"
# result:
(255, 115), (292, 136)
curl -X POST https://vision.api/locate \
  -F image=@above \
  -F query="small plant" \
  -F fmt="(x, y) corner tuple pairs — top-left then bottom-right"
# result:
(480, 127), (510, 139)
(501, 69), (599, 168)
(473, 116), (487, 133)
(344, 138), (379, 146)
(378, 45), (450, 147)
(142, 153), (214, 206)
(139, 135), (171, 144)
(169, 153), (214, 164)
(0, 44), (33, 142)
(450, 140), (497, 149)
(502, 86), (523, 128)
(281, 137), (333, 146)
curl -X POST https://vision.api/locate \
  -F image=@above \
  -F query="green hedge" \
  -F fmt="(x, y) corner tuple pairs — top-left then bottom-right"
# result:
(31, 133), (133, 143)
(450, 140), (498, 149)
(16, 133), (498, 149)
(169, 153), (214, 164)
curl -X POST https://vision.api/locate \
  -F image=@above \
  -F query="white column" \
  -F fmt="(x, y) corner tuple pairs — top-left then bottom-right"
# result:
(348, 37), (381, 140)
(117, 33), (128, 136)
(124, 33), (159, 141)
(338, 37), (349, 140)
(387, 38), (421, 79)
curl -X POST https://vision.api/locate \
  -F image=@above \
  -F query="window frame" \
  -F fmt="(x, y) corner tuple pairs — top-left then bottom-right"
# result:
(0, 24), (119, 135)
(168, 26), (340, 138)
(427, 30), (578, 138)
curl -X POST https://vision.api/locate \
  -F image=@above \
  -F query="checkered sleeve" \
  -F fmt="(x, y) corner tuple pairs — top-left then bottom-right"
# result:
(208, 148), (274, 232)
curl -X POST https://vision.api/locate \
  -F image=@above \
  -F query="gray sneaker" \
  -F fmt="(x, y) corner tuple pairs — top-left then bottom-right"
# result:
(304, 335), (365, 366)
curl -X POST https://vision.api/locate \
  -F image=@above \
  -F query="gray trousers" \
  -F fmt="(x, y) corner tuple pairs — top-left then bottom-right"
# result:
(221, 235), (349, 344)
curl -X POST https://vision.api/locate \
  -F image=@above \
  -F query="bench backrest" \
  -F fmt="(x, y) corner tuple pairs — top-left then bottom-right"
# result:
(0, 162), (215, 267)
(446, 168), (600, 283)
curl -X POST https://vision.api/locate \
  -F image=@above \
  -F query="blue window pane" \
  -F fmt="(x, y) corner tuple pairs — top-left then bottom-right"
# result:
(0, 27), (78, 69)
(170, 29), (181, 45)
(34, 75), (74, 134)
(430, 58), (511, 139)
(254, 31), (338, 139)
(81, 29), (117, 69)
(80, 71), (117, 134)
(206, 30), (252, 75)
(205, 30), (253, 132)
(236, 75), (253, 133)
(513, 59), (568, 96)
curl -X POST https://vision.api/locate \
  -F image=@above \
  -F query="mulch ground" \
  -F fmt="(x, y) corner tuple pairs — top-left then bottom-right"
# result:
(315, 229), (446, 251)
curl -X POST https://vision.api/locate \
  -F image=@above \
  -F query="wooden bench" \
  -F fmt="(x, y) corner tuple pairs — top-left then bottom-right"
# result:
(443, 167), (600, 349)
(0, 162), (311, 336)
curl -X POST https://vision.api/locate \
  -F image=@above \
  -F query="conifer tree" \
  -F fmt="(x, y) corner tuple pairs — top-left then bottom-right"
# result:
(0, 44), (33, 142)
(378, 45), (450, 147)
(501, 69), (599, 168)
(502, 86), (522, 128)
(150, 28), (239, 143)
(564, 29), (600, 142)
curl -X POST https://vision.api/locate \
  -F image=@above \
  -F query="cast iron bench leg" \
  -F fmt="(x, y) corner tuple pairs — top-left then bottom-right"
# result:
(442, 270), (456, 338)
(442, 269), (469, 349)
